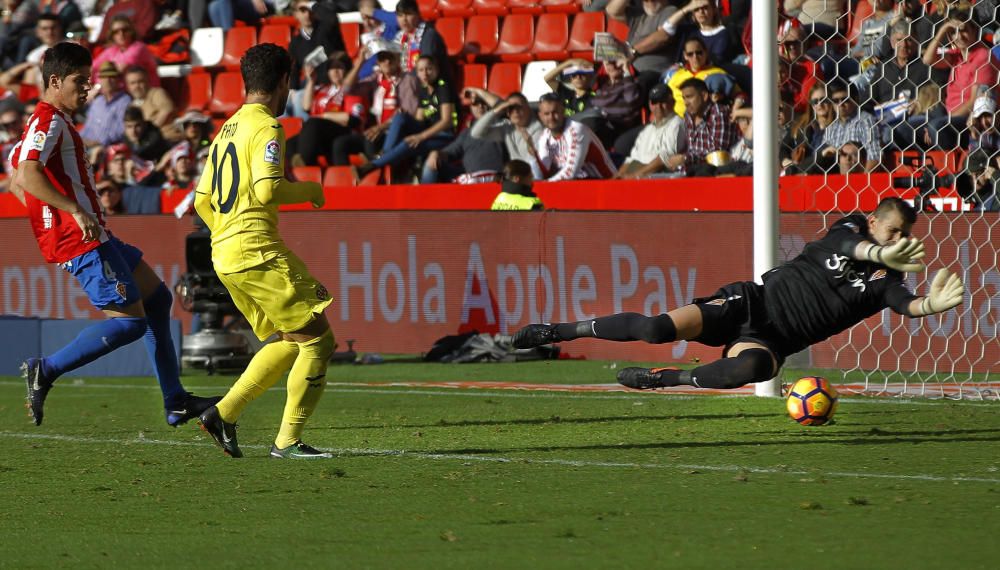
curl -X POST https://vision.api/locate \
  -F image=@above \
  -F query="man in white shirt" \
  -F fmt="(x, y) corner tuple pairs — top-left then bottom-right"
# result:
(535, 93), (616, 181)
(615, 83), (687, 178)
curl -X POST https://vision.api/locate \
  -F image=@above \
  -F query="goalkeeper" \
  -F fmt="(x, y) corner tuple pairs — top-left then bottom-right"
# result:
(511, 198), (966, 390)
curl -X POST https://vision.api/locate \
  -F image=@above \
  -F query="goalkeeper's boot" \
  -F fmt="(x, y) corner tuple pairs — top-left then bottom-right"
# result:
(617, 367), (680, 390)
(269, 441), (333, 459)
(198, 406), (243, 458)
(511, 323), (562, 349)
(166, 393), (223, 427)
(22, 358), (52, 426)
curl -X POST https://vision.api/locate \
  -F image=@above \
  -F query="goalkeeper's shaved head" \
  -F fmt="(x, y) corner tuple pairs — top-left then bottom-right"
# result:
(874, 197), (917, 226)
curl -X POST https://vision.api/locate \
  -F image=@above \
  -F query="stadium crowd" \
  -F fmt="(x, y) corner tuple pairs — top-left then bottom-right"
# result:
(1, 0), (999, 211)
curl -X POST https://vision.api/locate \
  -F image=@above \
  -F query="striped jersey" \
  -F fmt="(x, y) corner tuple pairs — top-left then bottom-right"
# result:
(535, 120), (616, 182)
(13, 101), (106, 263)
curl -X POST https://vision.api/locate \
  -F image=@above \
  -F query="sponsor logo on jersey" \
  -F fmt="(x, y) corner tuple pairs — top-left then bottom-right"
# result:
(263, 139), (280, 165)
(825, 253), (866, 291)
(705, 294), (741, 306)
(869, 269), (887, 281)
(29, 131), (46, 152)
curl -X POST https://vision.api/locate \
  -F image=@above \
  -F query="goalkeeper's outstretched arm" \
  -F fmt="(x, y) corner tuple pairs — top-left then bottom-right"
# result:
(852, 236), (927, 273)
(906, 268), (966, 317)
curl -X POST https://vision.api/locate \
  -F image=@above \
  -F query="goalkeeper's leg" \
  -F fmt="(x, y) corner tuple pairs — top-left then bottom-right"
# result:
(511, 305), (703, 349)
(618, 344), (778, 390)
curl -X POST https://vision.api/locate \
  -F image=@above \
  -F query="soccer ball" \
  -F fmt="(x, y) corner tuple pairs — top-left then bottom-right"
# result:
(786, 376), (839, 426)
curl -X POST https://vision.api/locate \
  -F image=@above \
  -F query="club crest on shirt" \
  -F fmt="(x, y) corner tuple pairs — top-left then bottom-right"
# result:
(116, 281), (127, 300)
(263, 139), (280, 165)
(316, 284), (329, 301)
(29, 131), (46, 151)
(869, 269), (887, 281)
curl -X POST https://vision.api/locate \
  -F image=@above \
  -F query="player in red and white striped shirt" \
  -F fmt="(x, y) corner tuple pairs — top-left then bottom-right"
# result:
(12, 42), (219, 427)
(534, 93), (616, 182)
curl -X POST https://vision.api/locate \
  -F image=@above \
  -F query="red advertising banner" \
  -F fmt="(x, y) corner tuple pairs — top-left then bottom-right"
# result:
(1, 212), (996, 372)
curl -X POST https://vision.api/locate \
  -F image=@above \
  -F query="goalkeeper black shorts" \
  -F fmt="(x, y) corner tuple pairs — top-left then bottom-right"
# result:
(691, 280), (795, 367)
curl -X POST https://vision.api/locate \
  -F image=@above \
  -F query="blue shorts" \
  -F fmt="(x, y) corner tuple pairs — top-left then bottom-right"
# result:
(61, 234), (144, 310)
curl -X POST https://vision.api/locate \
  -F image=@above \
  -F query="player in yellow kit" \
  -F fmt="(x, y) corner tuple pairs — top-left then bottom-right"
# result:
(194, 43), (336, 459)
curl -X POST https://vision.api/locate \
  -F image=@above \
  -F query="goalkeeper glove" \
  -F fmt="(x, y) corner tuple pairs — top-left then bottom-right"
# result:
(922, 268), (965, 315)
(866, 237), (926, 273)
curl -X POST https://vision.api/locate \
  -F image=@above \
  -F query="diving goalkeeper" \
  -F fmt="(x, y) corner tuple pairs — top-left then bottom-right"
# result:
(511, 198), (966, 390)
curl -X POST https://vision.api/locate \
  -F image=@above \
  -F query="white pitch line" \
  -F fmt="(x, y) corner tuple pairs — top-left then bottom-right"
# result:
(2, 430), (998, 484)
(0, 380), (996, 406)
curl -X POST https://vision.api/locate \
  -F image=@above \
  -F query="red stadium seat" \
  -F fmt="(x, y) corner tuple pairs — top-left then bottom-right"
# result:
(208, 71), (245, 116)
(417, 0), (439, 19)
(487, 62), (522, 98)
(324, 166), (356, 187)
(459, 63), (488, 91)
(438, 0), (474, 17)
(532, 13), (569, 61)
(259, 24), (292, 49)
(181, 70), (212, 111)
(292, 166), (322, 184)
(607, 18), (629, 43)
(472, 0), (508, 15)
(435, 16), (466, 57)
(221, 26), (257, 69)
(262, 15), (297, 27)
(540, 0), (580, 13)
(507, 0), (543, 15)
(568, 11), (605, 58)
(340, 22), (361, 59)
(494, 13), (535, 63)
(279, 117), (303, 139)
(464, 15), (499, 61)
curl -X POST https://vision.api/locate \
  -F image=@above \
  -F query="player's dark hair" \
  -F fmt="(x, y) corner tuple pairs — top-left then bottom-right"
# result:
(875, 197), (917, 225)
(123, 106), (144, 123)
(41, 42), (92, 89)
(395, 0), (420, 14)
(678, 77), (709, 94)
(241, 43), (292, 95)
(539, 92), (563, 106)
(503, 159), (532, 181)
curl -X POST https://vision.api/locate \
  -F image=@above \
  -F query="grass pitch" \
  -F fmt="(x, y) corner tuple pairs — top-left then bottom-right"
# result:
(1, 359), (998, 569)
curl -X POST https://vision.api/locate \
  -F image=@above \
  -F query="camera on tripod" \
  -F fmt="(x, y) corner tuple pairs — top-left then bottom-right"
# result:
(175, 231), (254, 374)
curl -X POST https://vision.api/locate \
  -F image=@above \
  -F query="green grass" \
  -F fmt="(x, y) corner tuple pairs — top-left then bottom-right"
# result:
(1, 360), (999, 569)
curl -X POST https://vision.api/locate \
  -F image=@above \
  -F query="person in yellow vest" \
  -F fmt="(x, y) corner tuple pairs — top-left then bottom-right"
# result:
(491, 159), (543, 211)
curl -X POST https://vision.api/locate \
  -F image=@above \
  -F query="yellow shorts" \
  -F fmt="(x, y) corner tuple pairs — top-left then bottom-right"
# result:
(218, 252), (334, 340)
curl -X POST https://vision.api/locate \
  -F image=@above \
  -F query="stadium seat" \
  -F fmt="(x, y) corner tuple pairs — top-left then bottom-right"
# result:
(459, 63), (488, 91)
(221, 26), (257, 69)
(438, 0), (474, 17)
(607, 17), (629, 43)
(464, 15), (500, 62)
(435, 16), (466, 57)
(540, 0), (580, 14)
(208, 71), (245, 116)
(279, 117), (303, 139)
(259, 24), (292, 49)
(324, 166), (357, 187)
(487, 62), (522, 98)
(341, 22), (360, 58)
(507, 0), (543, 15)
(292, 166), (322, 184)
(494, 14), (535, 63)
(521, 60), (557, 102)
(190, 27), (224, 67)
(568, 11), (605, 58)
(417, 0), (439, 19)
(532, 13), (569, 61)
(357, 167), (385, 186)
(182, 70), (212, 111)
(472, 0), (508, 16)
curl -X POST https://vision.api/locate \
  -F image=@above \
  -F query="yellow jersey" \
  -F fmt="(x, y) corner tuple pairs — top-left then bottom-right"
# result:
(194, 103), (288, 274)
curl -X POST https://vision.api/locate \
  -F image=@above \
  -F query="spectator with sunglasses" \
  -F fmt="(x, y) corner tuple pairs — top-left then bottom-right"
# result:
(91, 15), (160, 87)
(663, 37), (738, 118)
(544, 58), (597, 118)
(631, 0), (737, 67)
(818, 82), (881, 172)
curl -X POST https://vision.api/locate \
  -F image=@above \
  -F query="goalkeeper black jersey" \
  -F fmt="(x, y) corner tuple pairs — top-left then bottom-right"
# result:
(761, 214), (919, 354)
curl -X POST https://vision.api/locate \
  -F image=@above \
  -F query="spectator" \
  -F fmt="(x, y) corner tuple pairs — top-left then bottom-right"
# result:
(469, 90), (544, 178)
(664, 37), (737, 118)
(160, 141), (197, 196)
(81, 62), (131, 150)
(921, 15), (997, 150)
(331, 44), (404, 166)
(852, 0), (897, 61)
(96, 179), (126, 215)
(0, 99), (24, 182)
(778, 20), (823, 114)
(421, 95), (505, 184)
(123, 65), (177, 137)
(357, 0), (399, 80)
(615, 83), (687, 179)
(634, 0), (737, 67)
(391, 0), (451, 81)
(544, 59), (597, 118)
(966, 96), (1000, 155)
(783, 0), (845, 40)
(588, 58), (643, 154)
(872, 22), (948, 150)
(123, 106), (171, 162)
(91, 15), (161, 87)
(0, 14), (60, 98)
(208, 0), (272, 31)
(0, 0), (81, 68)
(20, 13), (60, 68)
(960, 148), (1000, 210)
(818, 82), (881, 171)
(607, 0), (678, 92)
(103, 143), (142, 187)
(491, 159), (543, 211)
(172, 110), (213, 158)
(837, 141), (867, 175)
(288, 0), (346, 112)
(355, 55), (456, 181)
(676, 77), (738, 175)
(290, 51), (366, 167)
(717, 106), (753, 176)
(534, 93), (616, 181)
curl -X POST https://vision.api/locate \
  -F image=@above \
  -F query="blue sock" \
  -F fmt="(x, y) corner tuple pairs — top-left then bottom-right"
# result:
(143, 283), (188, 407)
(42, 317), (147, 383)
